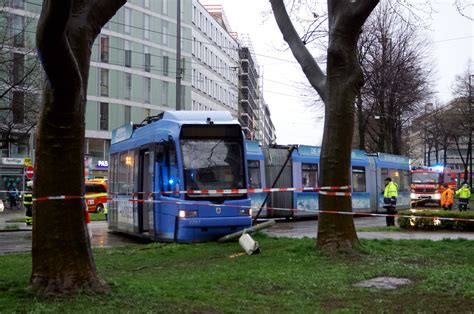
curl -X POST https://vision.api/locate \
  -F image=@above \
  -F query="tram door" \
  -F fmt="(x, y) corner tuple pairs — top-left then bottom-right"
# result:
(138, 149), (154, 235)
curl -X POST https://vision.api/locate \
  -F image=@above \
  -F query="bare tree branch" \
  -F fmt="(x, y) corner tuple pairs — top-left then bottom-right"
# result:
(270, 0), (327, 103)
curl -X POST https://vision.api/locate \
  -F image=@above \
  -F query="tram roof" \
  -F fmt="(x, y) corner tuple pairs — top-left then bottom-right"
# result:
(161, 111), (237, 124)
(110, 111), (239, 153)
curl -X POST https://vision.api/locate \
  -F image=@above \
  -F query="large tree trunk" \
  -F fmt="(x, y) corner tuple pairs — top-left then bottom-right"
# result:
(30, 0), (125, 296)
(270, 0), (378, 253)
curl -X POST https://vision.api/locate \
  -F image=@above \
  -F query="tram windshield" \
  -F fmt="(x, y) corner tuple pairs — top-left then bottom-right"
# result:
(412, 172), (440, 183)
(181, 139), (245, 197)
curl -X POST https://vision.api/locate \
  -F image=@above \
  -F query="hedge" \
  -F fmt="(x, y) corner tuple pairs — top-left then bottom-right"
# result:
(397, 210), (474, 231)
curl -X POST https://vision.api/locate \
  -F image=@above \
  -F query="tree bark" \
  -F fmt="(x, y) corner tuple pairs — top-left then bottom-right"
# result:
(30, 0), (125, 296)
(270, 0), (378, 253)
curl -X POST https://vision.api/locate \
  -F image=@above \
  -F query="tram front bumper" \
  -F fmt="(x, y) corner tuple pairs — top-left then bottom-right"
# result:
(179, 216), (251, 228)
(176, 216), (252, 242)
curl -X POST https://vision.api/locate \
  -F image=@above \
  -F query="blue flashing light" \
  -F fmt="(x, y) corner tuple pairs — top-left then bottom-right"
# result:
(431, 165), (444, 172)
(169, 178), (175, 185)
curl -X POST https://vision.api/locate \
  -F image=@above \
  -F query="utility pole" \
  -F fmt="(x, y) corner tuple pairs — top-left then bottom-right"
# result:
(175, 0), (182, 110)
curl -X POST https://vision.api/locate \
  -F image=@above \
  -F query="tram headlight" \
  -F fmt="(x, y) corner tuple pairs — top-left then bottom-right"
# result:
(179, 210), (198, 218)
(433, 193), (441, 200)
(410, 193), (416, 199)
(240, 208), (252, 216)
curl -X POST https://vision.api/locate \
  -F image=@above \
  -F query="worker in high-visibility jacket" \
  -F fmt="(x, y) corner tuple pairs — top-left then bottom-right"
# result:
(440, 183), (454, 211)
(24, 181), (33, 225)
(455, 184), (471, 212)
(103, 202), (108, 221)
(383, 177), (398, 226)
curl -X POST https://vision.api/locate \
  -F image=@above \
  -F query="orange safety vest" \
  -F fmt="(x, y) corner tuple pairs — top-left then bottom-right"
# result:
(440, 188), (454, 206)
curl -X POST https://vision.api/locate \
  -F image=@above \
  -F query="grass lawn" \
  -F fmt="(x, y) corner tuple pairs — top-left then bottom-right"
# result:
(89, 213), (106, 221)
(1, 235), (473, 313)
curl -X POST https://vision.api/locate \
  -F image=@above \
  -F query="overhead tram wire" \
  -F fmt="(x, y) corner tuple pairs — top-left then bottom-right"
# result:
(14, 4), (474, 64)
(8, 21), (473, 97)
(89, 57), (315, 101)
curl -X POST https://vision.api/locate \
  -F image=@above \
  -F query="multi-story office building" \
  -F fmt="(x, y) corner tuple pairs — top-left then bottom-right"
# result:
(260, 101), (276, 146)
(191, 3), (240, 113)
(238, 46), (260, 140)
(85, 0), (194, 177)
(1, 0), (275, 181)
(0, 0), (42, 191)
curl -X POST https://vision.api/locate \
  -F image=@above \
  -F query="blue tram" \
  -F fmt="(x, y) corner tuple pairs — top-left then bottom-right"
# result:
(108, 111), (252, 242)
(245, 141), (410, 218)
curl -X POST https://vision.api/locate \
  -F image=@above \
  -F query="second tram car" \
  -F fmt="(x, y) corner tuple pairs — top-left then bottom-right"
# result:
(245, 141), (411, 219)
(108, 111), (252, 242)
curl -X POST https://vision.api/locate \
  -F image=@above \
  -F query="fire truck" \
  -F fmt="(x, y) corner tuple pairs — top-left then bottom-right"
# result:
(85, 179), (108, 213)
(410, 166), (456, 206)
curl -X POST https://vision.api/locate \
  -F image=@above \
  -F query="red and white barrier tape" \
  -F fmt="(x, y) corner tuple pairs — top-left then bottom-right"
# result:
(2, 185), (351, 199)
(33, 195), (84, 201)
(109, 198), (474, 223)
(109, 185), (352, 196)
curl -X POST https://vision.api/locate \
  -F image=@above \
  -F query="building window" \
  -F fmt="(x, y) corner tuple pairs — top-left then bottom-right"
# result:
(124, 8), (131, 34)
(144, 0), (150, 8)
(99, 102), (109, 131)
(124, 40), (131, 67)
(144, 14), (150, 40)
(10, 0), (25, 9)
(12, 91), (24, 124)
(100, 68), (109, 96)
(9, 14), (24, 47)
(352, 167), (366, 192)
(145, 77), (151, 103)
(12, 52), (24, 86)
(302, 163), (318, 188)
(162, 55), (169, 76)
(144, 108), (151, 119)
(162, 21), (168, 45)
(125, 72), (131, 100)
(161, 81), (168, 106)
(100, 35), (109, 63)
(180, 86), (185, 109)
(144, 46), (151, 72)
(181, 57), (186, 77)
(124, 105), (131, 123)
(162, 0), (168, 15)
(88, 138), (106, 160)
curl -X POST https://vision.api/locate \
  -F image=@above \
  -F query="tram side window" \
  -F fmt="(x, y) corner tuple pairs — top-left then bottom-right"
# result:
(117, 151), (134, 194)
(381, 168), (405, 192)
(302, 163), (318, 190)
(248, 160), (261, 188)
(402, 170), (410, 192)
(157, 141), (179, 197)
(352, 167), (366, 192)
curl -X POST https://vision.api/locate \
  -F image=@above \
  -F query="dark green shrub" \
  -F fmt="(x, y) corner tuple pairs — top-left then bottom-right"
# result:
(397, 210), (474, 231)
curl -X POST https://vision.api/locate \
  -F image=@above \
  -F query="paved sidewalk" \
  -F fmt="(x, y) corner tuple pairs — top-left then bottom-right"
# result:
(2, 207), (474, 241)
(0, 207), (31, 231)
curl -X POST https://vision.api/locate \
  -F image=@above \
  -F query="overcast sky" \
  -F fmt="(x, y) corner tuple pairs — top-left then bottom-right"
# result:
(201, 0), (473, 146)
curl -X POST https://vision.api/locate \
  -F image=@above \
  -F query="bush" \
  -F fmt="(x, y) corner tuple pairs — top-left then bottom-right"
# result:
(398, 210), (474, 231)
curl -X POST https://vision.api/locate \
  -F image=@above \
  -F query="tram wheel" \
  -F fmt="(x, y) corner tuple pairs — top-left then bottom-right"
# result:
(96, 204), (104, 213)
